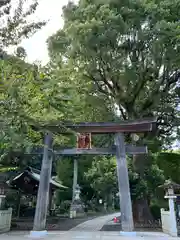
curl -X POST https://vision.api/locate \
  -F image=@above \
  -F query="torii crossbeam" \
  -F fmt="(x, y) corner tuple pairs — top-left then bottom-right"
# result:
(55, 145), (147, 155)
(24, 145), (147, 156)
(32, 118), (156, 236)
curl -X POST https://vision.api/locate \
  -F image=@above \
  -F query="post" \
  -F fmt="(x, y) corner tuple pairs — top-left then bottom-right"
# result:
(17, 191), (21, 219)
(70, 157), (80, 219)
(72, 157), (78, 200)
(115, 133), (134, 233)
(48, 189), (53, 216)
(168, 197), (177, 237)
(164, 191), (178, 237)
(32, 132), (53, 234)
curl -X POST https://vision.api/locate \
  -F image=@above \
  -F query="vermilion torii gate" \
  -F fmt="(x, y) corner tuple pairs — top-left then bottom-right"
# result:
(31, 118), (156, 237)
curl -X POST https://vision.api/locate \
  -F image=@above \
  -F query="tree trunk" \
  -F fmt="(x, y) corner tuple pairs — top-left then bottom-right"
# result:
(132, 154), (153, 223)
(133, 198), (153, 223)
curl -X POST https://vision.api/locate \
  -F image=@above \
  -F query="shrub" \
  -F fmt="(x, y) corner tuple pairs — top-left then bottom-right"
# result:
(150, 204), (161, 220)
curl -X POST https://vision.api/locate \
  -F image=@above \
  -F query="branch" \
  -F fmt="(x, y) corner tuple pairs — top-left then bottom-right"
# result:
(99, 55), (122, 95)
(119, 105), (127, 120)
(163, 70), (180, 93)
(141, 69), (180, 112)
(97, 60), (115, 94)
(141, 98), (155, 112)
(130, 76), (147, 104)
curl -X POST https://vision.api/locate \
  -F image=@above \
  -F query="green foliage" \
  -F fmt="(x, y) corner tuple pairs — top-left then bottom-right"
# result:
(156, 151), (180, 183)
(47, 2), (180, 207)
(48, 0), (180, 141)
(0, 0), (46, 48)
(150, 204), (161, 220)
(0, 53), (91, 161)
(57, 158), (73, 188)
(0, 0), (47, 161)
(0, 166), (18, 172)
(56, 158), (73, 201)
(56, 156), (95, 203)
(129, 158), (165, 201)
(0, 58), (41, 158)
(85, 156), (118, 198)
(84, 155), (164, 204)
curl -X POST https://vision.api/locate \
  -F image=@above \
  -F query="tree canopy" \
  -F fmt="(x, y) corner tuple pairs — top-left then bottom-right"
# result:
(48, 0), (180, 142)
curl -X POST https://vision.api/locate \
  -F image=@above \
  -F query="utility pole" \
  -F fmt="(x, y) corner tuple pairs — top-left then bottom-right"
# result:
(115, 133), (134, 233)
(32, 132), (53, 234)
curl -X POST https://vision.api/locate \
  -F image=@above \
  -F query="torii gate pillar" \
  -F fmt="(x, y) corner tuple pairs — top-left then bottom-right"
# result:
(115, 133), (135, 234)
(31, 132), (53, 238)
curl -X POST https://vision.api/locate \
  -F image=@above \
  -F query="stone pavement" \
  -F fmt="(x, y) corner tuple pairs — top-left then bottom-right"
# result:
(1, 213), (179, 240)
(70, 212), (119, 231)
(1, 231), (178, 240)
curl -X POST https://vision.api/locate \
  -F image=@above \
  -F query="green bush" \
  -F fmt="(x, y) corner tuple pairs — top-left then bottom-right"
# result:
(57, 200), (71, 214)
(150, 204), (161, 220)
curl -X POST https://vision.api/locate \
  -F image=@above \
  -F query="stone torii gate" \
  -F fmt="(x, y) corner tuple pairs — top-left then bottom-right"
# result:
(30, 118), (156, 238)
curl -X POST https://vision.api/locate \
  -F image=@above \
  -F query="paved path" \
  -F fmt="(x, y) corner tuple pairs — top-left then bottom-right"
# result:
(1, 231), (177, 240)
(1, 213), (178, 239)
(70, 212), (118, 231)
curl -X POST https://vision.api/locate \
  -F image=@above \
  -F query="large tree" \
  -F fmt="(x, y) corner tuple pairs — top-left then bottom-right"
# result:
(0, 54), (87, 165)
(47, 0), (180, 221)
(48, 0), (180, 139)
(0, 0), (47, 159)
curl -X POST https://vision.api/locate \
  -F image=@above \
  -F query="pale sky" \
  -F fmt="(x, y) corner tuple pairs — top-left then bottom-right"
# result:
(21, 0), (71, 65)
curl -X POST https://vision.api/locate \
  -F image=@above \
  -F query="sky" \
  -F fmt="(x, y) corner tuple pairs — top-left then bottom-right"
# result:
(20, 0), (71, 64)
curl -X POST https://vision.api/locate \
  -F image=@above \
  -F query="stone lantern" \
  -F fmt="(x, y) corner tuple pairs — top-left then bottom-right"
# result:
(0, 183), (5, 195)
(0, 182), (7, 208)
(159, 180), (180, 196)
(159, 179), (180, 237)
(74, 184), (81, 201)
(70, 184), (84, 219)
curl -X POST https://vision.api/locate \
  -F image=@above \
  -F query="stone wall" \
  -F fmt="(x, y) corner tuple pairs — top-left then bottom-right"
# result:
(161, 208), (177, 237)
(161, 208), (170, 234)
(0, 208), (12, 233)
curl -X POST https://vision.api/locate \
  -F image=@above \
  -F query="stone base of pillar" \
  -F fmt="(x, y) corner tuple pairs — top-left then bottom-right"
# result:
(29, 230), (47, 238)
(169, 231), (178, 237)
(120, 231), (136, 237)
